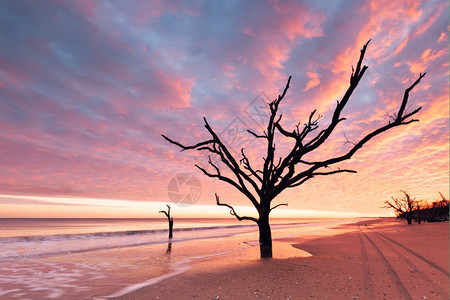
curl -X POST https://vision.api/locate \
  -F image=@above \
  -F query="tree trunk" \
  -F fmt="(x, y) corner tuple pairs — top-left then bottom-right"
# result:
(166, 241), (172, 254)
(258, 216), (272, 258)
(406, 213), (412, 225)
(168, 219), (173, 239)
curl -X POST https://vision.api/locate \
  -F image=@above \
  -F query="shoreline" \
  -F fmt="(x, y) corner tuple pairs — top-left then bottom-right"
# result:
(111, 218), (449, 299)
(1, 217), (363, 299)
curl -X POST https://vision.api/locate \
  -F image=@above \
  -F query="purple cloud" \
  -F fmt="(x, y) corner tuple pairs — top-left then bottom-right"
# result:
(0, 0), (447, 216)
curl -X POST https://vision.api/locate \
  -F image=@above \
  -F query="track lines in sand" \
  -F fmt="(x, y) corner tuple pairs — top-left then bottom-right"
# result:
(369, 228), (449, 277)
(358, 224), (449, 300)
(359, 226), (412, 300)
(357, 231), (375, 298)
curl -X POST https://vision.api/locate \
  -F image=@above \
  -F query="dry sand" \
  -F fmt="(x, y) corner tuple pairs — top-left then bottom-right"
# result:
(112, 218), (449, 299)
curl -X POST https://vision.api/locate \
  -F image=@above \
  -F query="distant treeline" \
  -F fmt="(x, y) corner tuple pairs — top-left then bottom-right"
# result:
(397, 196), (449, 223)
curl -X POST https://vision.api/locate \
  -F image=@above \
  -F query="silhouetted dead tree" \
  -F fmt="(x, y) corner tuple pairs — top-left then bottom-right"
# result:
(438, 192), (449, 206)
(383, 191), (417, 224)
(162, 40), (425, 258)
(386, 192), (449, 223)
(415, 199), (426, 224)
(424, 192), (449, 222)
(159, 204), (174, 239)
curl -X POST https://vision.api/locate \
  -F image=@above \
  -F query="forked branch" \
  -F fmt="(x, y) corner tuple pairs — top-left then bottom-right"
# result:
(159, 204), (172, 220)
(215, 193), (258, 223)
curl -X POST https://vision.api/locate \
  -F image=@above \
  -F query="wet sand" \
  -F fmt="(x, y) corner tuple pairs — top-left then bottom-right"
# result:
(112, 218), (449, 300)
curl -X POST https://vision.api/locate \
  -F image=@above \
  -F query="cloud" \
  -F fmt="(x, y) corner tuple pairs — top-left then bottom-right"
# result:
(0, 0), (448, 216)
(0, 195), (123, 207)
(303, 71), (321, 91)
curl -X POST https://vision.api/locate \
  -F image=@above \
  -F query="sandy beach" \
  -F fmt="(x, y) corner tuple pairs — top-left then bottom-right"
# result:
(113, 218), (449, 300)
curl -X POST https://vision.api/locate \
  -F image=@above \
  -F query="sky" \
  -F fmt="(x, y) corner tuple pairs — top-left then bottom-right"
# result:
(0, 0), (448, 218)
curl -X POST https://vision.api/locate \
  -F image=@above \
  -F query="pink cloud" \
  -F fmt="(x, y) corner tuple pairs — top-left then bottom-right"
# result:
(237, 1), (325, 91)
(437, 31), (447, 43)
(0, 135), (172, 201)
(0, 0), (447, 216)
(327, 0), (437, 76)
(408, 48), (447, 73)
(303, 71), (321, 91)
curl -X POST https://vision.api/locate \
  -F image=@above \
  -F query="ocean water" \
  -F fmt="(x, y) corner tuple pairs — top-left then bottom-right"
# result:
(0, 218), (363, 299)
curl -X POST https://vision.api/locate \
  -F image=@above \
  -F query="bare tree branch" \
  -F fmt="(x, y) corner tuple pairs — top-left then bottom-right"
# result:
(195, 163), (249, 198)
(288, 175), (313, 188)
(287, 71), (425, 188)
(312, 169), (358, 176)
(262, 76), (292, 194)
(302, 40), (371, 154)
(274, 117), (297, 138)
(439, 191), (448, 204)
(343, 133), (357, 146)
(247, 129), (267, 139)
(159, 204), (172, 220)
(397, 72), (426, 119)
(240, 148), (263, 183)
(158, 210), (170, 218)
(161, 134), (214, 152)
(270, 203), (288, 212)
(202, 118), (261, 201)
(215, 194), (258, 223)
(266, 41), (371, 193)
